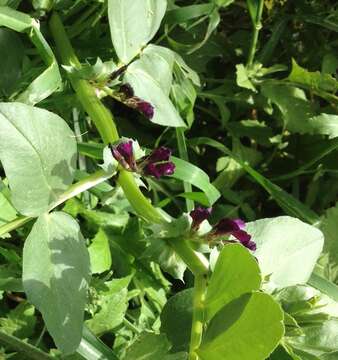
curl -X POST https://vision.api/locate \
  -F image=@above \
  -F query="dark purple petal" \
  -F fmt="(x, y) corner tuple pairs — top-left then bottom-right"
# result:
(213, 218), (242, 236)
(147, 147), (172, 163)
(120, 83), (134, 98)
(245, 241), (257, 251)
(110, 140), (136, 170)
(231, 230), (252, 244)
(144, 162), (175, 179)
(156, 162), (175, 176)
(137, 101), (154, 119)
(231, 219), (246, 230)
(190, 207), (212, 230)
(144, 163), (161, 178)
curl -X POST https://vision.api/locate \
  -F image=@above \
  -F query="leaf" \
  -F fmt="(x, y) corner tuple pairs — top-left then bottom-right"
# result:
(246, 0), (260, 23)
(262, 84), (338, 138)
(0, 302), (36, 339)
(23, 212), (91, 354)
(246, 216), (324, 290)
(77, 325), (119, 360)
(88, 229), (112, 274)
(172, 156), (221, 206)
(205, 244), (261, 320)
(108, 0), (167, 63)
(123, 332), (187, 360)
(320, 204), (338, 283)
(0, 103), (77, 217)
(0, 192), (17, 228)
(165, 4), (215, 25)
(287, 319), (338, 357)
(86, 276), (131, 336)
(236, 64), (256, 91)
(160, 289), (193, 352)
(190, 137), (320, 224)
(0, 7), (62, 105)
(0, 28), (24, 96)
(142, 237), (187, 280)
(124, 45), (185, 127)
(198, 292), (284, 360)
(288, 59), (338, 93)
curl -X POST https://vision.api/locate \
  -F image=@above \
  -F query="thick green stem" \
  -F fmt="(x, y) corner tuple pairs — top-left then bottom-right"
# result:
(0, 170), (114, 237)
(246, 0), (264, 67)
(49, 12), (119, 143)
(169, 238), (209, 276)
(189, 275), (207, 360)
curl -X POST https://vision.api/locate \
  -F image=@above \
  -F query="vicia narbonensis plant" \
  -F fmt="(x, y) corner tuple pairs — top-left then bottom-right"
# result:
(0, 1), (336, 360)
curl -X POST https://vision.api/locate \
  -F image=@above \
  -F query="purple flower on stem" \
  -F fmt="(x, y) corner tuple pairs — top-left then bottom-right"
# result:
(140, 147), (176, 179)
(110, 140), (136, 171)
(120, 83), (155, 119)
(213, 218), (256, 251)
(190, 207), (212, 230)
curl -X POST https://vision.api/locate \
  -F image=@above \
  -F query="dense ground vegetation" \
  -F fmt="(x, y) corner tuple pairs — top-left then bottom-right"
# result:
(0, 0), (338, 359)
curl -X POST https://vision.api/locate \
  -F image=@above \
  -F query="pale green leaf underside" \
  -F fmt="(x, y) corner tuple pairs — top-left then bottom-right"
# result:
(108, 0), (167, 63)
(247, 216), (324, 290)
(23, 212), (91, 354)
(124, 45), (185, 127)
(0, 103), (77, 217)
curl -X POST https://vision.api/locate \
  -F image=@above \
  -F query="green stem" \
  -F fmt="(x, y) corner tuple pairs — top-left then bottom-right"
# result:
(0, 331), (52, 360)
(118, 171), (164, 224)
(49, 12), (119, 143)
(189, 275), (207, 360)
(246, 0), (264, 67)
(48, 12), (210, 277)
(176, 128), (194, 212)
(0, 169), (114, 237)
(0, 216), (32, 237)
(169, 238), (209, 276)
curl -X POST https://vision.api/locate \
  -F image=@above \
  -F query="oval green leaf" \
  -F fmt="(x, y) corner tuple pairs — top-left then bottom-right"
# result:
(23, 212), (91, 354)
(0, 103), (77, 217)
(198, 292), (284, 360)
(108, 0), (167, 63)
(205, 244), (261, 320)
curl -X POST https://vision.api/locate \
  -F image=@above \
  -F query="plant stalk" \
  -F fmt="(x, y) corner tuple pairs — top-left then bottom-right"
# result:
(246, 0), (265, 67)
(189, 275), (207, 360)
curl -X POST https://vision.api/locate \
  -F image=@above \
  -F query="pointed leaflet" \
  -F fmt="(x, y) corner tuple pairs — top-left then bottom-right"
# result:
(124, 45), (185, 127)
(0, 103), (76, 217)
(108, 0), (167, 63)
(23, 212), (91, 354)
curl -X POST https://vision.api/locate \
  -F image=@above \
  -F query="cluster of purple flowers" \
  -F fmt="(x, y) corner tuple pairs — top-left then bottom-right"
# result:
(190, 207), (256, 251)
(110, 140), (175, 179)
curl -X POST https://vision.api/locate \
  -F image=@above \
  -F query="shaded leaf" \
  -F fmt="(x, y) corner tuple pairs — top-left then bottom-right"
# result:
(23, 212), (91, 354)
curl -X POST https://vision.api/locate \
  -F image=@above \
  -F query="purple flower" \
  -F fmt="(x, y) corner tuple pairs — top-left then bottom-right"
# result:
(136, 101), (154, 119)
(190, 207), (212, 230)
(110, 140), (136, 171)
(120, 83), (134, 97)
(213, 218), (256, 251)
(139, 147), (175, 179)
(119, 83), (155, 119)
(143, 162), (175, 179)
